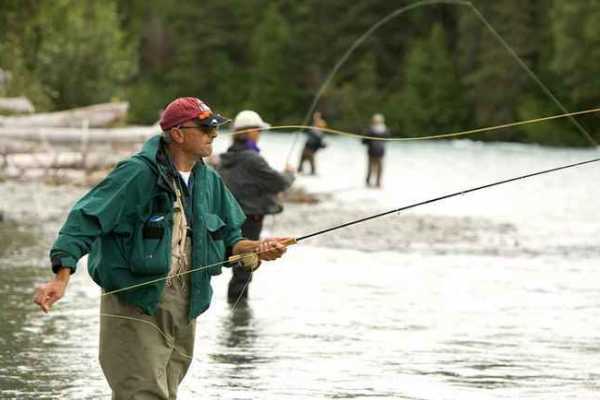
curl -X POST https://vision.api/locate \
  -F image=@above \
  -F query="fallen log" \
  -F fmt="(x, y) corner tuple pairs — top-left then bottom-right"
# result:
(0, 97), (35, 114)
(0, 125), (157, 144)
(5, 152), (121, 170)
(3, 165), (112, 186)
(0, 139), (38, 154)
(0, 102), (129, 128)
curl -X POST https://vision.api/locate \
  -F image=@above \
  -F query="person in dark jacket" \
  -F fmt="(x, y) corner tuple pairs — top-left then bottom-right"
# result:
(33, 97), (291, 399)
(362, 113), (389, 188)
(218, 110), (295, 302)
(298, 111), (327, 175)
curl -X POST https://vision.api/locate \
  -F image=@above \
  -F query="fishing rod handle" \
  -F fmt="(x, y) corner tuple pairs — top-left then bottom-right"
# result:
(227, 237), (298, 264)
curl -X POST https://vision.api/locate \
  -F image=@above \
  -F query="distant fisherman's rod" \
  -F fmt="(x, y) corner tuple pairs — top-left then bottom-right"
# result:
(289, 157), (600, 243)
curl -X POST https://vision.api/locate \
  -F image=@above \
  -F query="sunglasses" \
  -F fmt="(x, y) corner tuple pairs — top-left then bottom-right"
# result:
(177, 125), (218, 136)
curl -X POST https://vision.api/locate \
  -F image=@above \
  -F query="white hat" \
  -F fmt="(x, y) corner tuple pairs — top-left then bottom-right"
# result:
(233, 110), (270, 131)
(372, 113), (385, 124)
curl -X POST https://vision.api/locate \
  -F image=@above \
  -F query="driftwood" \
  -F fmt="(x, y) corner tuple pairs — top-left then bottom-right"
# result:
(0, 102), (129, 128)
(3, 165), (113, 186)
(0, 139), (37, 154)
(0, 97), (35, 114)
(0, 122), (158, 186)
(2, 150), (117, 185)
(6, 152), (121, 170)
(0, 125), (157, 144)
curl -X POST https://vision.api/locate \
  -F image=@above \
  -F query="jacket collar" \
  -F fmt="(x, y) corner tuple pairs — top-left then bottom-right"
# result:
(137, 135), (206, 194)
(227, 140), (260, 153)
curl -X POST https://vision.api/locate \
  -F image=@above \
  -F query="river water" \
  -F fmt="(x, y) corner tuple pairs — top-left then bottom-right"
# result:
(1, 133), (599, 399)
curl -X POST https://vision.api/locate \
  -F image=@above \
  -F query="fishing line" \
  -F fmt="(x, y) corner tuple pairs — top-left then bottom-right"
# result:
(284, 0), (596, 165)
(103, 156), (599, 298)
(97, 1), (600, 360)
(99, 312), (193, 360)
(220, 107), (600, 143)
(100, 254), (266, 359)
(98, 156), (599, 360)
(216, 107), (600, 239)
(100, 256), (259, 360)
(101, 253), (261, 297)
(467, 5), (597, 147)
(288, 0), (472, 164)
(229, 275), (253, 312)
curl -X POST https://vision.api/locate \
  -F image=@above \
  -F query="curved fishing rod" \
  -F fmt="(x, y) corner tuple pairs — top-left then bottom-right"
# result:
(221, 106), (600, 143)
(285, 0), (596, 164)
(287, 0), (472, 164)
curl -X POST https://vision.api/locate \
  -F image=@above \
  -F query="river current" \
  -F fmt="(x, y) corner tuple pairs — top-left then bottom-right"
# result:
(1, 133), (599, 399)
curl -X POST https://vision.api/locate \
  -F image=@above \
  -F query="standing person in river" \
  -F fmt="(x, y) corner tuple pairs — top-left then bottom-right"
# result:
(218, 110), (295, 302)
(33, 97), (292, 399)
(298, 111), (327, 175)
(362, 113), (389, 188)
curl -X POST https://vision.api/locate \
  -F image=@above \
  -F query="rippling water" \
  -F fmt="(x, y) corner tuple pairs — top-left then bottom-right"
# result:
(1, 135), (599, 399)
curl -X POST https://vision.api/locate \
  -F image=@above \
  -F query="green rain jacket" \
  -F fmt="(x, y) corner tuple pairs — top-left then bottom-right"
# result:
(50, 135), (246, 319)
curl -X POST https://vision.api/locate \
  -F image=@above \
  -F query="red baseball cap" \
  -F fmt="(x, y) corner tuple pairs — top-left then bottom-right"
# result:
(159, 97), (230, 131)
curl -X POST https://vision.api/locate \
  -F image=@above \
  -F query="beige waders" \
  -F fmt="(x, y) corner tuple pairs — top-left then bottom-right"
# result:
(100, 183), (195, 400)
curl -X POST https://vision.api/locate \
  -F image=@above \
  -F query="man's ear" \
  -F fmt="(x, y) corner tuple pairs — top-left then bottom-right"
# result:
(169, 127), (185, 144)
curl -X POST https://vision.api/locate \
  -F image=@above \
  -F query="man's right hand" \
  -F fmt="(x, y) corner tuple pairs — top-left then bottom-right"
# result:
(33, 268), (71, 313)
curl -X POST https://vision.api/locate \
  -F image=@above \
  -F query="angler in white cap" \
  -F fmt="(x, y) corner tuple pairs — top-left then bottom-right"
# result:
(218, 110), (296, 302)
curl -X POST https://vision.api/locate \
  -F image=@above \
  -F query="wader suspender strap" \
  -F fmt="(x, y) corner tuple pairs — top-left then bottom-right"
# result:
(166, 181), (189, 287)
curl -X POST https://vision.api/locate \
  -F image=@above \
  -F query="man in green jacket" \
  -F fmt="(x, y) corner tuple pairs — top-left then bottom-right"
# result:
(33, 97), (290, 399)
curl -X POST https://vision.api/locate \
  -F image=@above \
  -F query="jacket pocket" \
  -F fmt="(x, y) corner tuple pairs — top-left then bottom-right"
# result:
(129, 213), (172, 275)
(204, 213), (226, 275)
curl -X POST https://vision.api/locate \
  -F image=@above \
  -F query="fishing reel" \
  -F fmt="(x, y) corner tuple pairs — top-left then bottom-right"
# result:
(229, 252), (261, 272)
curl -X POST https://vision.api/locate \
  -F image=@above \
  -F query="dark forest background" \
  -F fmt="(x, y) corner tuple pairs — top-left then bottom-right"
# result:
(1, 0), (598, 146)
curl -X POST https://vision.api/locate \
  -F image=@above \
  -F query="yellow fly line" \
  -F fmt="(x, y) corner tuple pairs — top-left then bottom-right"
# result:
(101, 253), (259, 297)
(220, 106), (600, 143)
(99, 251), (277, 358)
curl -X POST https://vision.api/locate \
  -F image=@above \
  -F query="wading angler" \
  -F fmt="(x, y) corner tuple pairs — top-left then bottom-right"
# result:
(34, 97), (292, 399)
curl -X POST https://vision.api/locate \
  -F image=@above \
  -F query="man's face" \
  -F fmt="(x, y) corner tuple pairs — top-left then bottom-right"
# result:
(176, 123), (218, 159)
(247, 127), (260, 142)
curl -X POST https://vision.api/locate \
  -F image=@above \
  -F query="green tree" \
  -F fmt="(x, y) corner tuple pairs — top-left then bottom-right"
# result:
(551, 0), (600, 107)
(155, 0), (259, 120)
(248, 3), (296, 122)
(1, 0), (592, 146)
(34, 0), (136, 110)
(399, 24), (466, 137)
(0, 0), (50, 108)
(458, 0), (542, 142)
(331, 52), (379, 130)
(548, 0), (600, 144)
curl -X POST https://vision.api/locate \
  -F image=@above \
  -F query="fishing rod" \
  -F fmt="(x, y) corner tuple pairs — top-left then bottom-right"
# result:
(256, 157), (600, 248)
(101, 157), (600, 346)
(106, 157), (600, 297)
